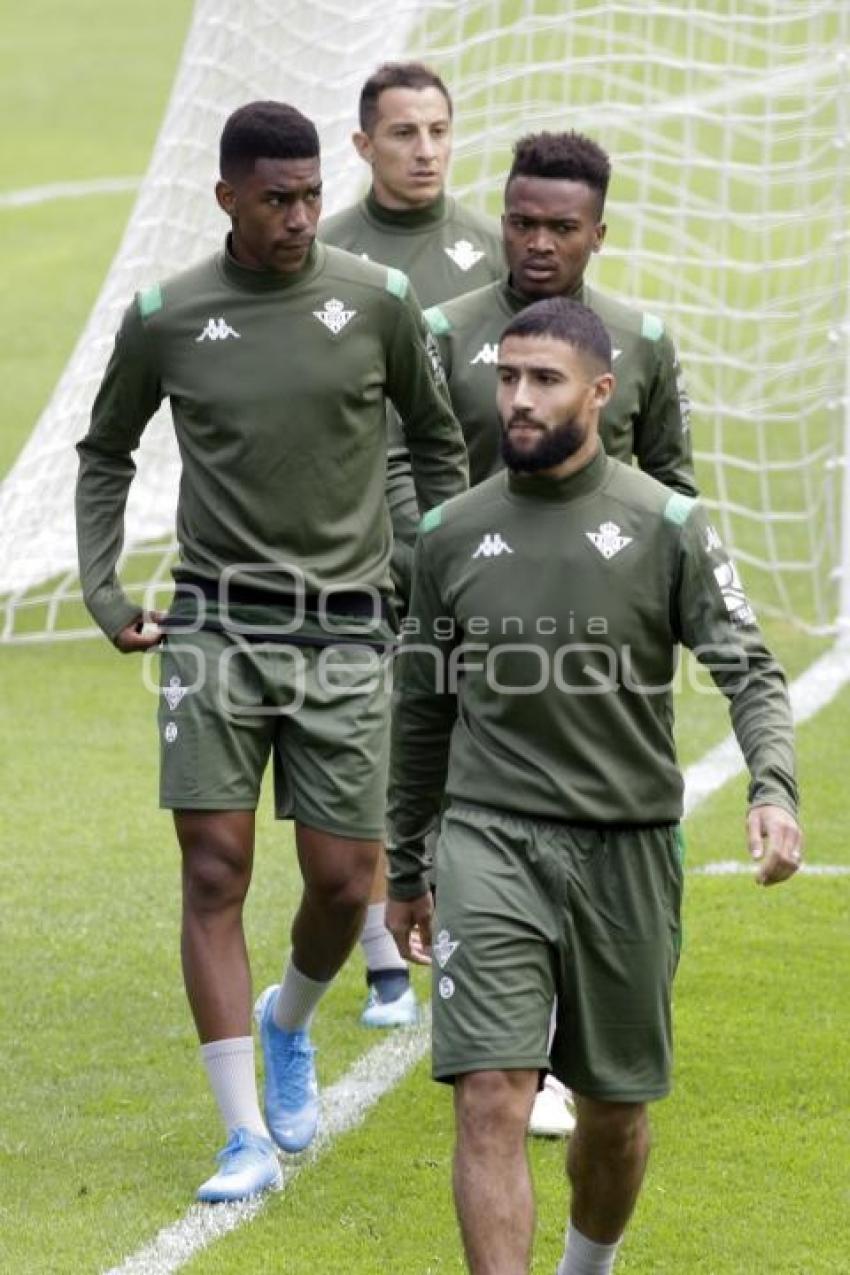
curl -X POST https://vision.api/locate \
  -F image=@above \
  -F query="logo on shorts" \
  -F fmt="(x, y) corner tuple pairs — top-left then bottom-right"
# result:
(433, 929), (460, 969)
(163, 675), (187, 711)
(438, 976), (455, 1000)
(164, 721), (178, 744)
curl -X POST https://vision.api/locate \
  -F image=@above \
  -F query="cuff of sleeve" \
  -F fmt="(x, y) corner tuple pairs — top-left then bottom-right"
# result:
(386, 844), (431, 901)
(85, 594), (144, 644)
(747, 792), (799, 820)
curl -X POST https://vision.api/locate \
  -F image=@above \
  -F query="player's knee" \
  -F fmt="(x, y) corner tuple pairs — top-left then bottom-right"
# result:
(454, 1070), (535, 1148)
(181, 838), (251, 914)
(574, 1097), (649, 1161)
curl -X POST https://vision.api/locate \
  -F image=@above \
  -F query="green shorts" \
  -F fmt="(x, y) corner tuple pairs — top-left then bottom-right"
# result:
(158, 630), (390, 839)
(431, 802), (684, 1102)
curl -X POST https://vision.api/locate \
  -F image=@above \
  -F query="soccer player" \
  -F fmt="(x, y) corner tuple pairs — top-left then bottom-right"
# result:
(424, 130), (696, 495)
(320, 61), (503, 309)
(386, 298), (802, 1275)
(322, 62), (503, 1029)
(75, 101), (467, 1203)
(393, 128), (699, 1131)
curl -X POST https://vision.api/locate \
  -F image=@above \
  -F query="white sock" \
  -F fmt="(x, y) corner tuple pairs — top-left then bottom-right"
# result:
(273, 959), (332, 1031)
(200, 1037), (267, 1139)
(557, 1223), (620, 1275)
(360, 901), (407, 973)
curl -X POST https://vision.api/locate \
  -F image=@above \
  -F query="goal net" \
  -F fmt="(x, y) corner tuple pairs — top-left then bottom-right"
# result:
(1, 0), (847, 640)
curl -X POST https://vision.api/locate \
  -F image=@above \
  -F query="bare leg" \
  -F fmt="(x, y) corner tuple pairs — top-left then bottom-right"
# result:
(290, 823), (380, 981)
(567, 1095), (650, 1244)
(176, 810), (255, 1043)
(453, 1069), (539, 1275)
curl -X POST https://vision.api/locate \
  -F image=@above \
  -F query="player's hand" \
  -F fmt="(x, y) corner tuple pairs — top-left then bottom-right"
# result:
(114, 610), (166, 653)
(746, 804), (803, 886)
(386, 892), (434, 965)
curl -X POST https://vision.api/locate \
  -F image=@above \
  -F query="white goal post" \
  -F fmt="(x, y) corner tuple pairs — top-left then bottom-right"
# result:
(1, 0), (847, 639)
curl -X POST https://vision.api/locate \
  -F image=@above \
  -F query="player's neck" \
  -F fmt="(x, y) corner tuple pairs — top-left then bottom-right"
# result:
(366, 186), (447, 227)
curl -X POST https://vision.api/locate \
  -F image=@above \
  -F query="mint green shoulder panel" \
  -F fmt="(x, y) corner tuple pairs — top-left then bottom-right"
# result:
(663, 493), (697, 526)
(420, 505), (444, 534)
(424, 305), (452, 336)
(137, 284), (163, 319)
(641, 311), (664, 341)
(385, 267), (409, 300)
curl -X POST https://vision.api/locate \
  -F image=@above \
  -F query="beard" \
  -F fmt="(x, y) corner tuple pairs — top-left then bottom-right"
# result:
(500, 413), (587, 473)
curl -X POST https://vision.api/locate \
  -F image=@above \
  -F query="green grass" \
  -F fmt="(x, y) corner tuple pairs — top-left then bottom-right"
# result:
(0, 4), (846, 1273)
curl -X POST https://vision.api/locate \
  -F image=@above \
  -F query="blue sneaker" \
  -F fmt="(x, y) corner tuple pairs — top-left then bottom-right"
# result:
(196, 1127), (281, 1203)
(360, 983), (419, 1029)
(254, 985), (319, 1153)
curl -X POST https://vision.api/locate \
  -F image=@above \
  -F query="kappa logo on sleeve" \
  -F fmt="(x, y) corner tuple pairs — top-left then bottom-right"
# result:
(313, 297), (356, 334)
(713, 560), (756, 626)
(445, 239), (485, 271)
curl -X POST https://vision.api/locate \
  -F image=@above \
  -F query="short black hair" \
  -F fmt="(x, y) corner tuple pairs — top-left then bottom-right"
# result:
(506, 131), (611, 217)
(359, 62), (453, 134)
(500, 297), (612, 372)
(220, 101), (320, 182)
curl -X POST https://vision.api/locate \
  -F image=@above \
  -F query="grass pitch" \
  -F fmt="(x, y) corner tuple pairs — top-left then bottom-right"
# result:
(1, 5), (847, 1274)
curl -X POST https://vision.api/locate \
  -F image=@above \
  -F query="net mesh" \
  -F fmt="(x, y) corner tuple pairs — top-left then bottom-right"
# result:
(1, 0), (847, 639)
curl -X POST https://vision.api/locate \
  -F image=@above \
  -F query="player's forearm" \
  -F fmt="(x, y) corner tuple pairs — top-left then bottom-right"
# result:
(725, 648), (798, 815)
(386, 692), (454, 899)
(75, 445), (141, 640)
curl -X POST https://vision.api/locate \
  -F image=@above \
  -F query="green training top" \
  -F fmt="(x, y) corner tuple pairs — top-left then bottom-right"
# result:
(387, 448), (796, 899)
(321, 190), (503, 596)
(320, 189), (504, 309)
(425, 276), (696, 494)
(76, 240), (468, 641)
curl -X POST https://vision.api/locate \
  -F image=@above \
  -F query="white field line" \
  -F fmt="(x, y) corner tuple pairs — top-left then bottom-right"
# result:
(682, 641), (850, 816)
(0, 177), (140, 208)
(105, 642), (850, 1273)
(102, 1017), (430, 1275)
(690, 861), (849, 877)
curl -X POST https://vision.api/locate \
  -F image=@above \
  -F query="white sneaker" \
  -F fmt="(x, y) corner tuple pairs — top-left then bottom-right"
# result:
(528, 1075), (576, 1138)
(360, 983), (419, 1029)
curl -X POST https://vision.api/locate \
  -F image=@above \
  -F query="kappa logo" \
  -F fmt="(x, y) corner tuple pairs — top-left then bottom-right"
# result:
(705, 524), (723, 554)
(314, 297), (356, 334)
(473, 532), (513, 559)
(713, 560), (756, 626)
(425, 329), (448, 387)
(445, 239), (485, 271)
(196, 317), (240, 342)
(586, 521), (634, 560)
(470, 342), (498, 366)
(163, 675), (187, 711)
(432, 929), (460, 970)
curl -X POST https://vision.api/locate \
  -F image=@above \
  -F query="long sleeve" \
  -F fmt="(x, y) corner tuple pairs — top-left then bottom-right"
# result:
(386, 524), (459, 899)
(633, 331), (698, 497)
(675, 505), (797, 815)
(75, 300), (163, 640)
(384, 285), (468, 519)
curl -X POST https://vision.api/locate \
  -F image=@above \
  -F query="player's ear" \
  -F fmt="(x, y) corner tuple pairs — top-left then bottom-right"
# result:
(593, 221), (607, 253)
(216, 179), (237, 218)
(352, 130), (373, 165)
(593, 370), (615, 407)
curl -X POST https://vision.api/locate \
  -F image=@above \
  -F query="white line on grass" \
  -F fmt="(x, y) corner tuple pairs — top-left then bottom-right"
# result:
(0, 177), (140, 208)
(102, 1018), (430, 1275)
(105, 642), (850, 1273)
(683, 641), (850, 816)
(690, 861), (849, 877)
